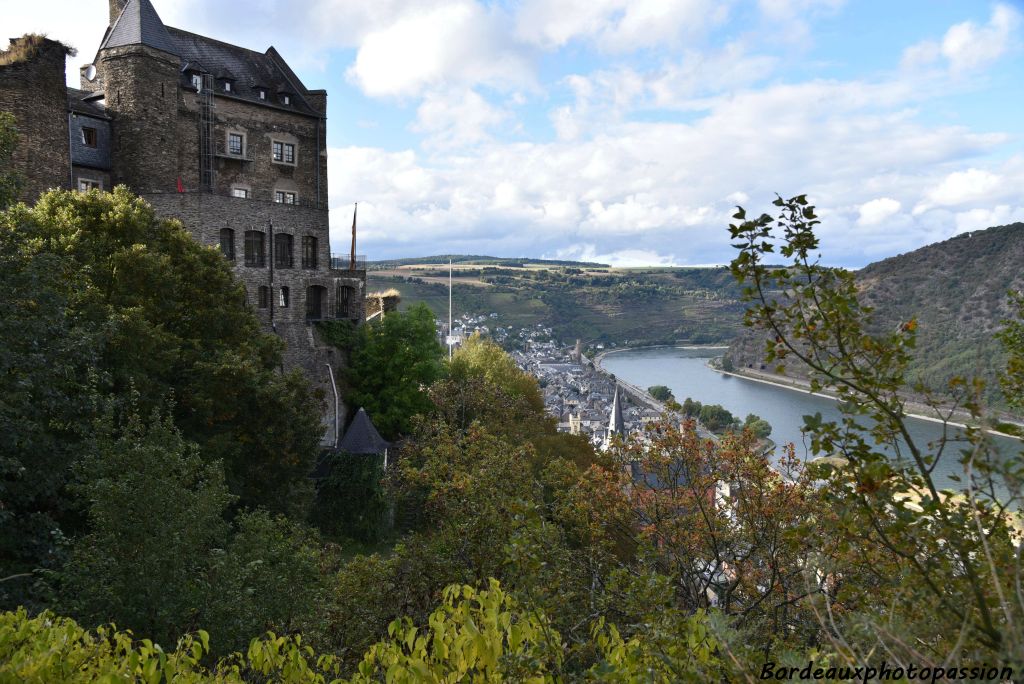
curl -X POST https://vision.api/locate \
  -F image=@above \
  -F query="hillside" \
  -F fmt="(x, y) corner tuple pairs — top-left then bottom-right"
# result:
(370, 255), (609, 268)
(367, 262), (747, 348)
(725, 222), (1024, 410)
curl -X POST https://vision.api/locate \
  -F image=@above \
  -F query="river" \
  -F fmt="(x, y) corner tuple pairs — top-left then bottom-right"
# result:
(600, 346), (1021, 491)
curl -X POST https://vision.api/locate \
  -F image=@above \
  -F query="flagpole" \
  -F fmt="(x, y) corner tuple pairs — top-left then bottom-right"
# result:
(448, 258), (453, 360)
(349, 203), (357, 271)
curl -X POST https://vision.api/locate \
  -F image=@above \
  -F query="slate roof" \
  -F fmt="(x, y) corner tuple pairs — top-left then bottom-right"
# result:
(98, 0), (319, 117)
(67, 88), (110, 120)
(339, 408), (390, 455)
(99, 0), (177, 55)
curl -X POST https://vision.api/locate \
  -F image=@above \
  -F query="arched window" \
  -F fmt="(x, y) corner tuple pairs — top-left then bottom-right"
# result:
(301, 236), (318, 269)
(244, 230), (265, 267)
(257, 286), (269, 309)
(279, 286), (290, 308)
(306, 285), (326, 320)
(219, 228), (235, 260)
(274, 233), (293, 268)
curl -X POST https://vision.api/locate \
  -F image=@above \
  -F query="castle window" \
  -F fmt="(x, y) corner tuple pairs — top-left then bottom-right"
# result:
(81, 127), (97, 147)
(78, 178), (102, 192)
(274, 233), (294, 269)
(279, 286), (290, 308)
(337, 284), (355, 318)
(272, 141), (296, 165)
(258, 286), (270, 308)
(306, 285), (326, 320)
(228, 133), (244, 156)
(244, 230), (265, 267)
(219, 228), (235, 260)
(274, 190), (297, 205)
(231, 187), (249, 199)
(301, 236), (318, 269)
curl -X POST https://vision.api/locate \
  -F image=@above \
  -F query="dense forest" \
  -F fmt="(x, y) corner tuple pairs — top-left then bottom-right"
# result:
(1, 121), (1021, 680)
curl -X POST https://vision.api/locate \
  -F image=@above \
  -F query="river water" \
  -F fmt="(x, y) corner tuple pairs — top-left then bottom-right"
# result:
(600, 346), (1021, 491)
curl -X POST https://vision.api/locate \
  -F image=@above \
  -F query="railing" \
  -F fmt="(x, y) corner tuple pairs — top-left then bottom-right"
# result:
(331, 254), (366, 271)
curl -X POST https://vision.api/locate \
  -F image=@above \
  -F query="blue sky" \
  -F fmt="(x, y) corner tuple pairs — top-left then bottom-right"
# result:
(10, 0), (1024, 266)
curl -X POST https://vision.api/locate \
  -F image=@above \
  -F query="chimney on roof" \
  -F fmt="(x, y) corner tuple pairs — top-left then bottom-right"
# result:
(109, 0), (129, 25)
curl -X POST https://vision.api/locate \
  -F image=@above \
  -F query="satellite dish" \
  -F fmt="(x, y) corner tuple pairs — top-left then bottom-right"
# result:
(84, 64), (97, 81)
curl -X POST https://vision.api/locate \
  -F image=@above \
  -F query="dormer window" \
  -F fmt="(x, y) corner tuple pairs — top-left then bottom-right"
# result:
(223, 81), (232, 93)
(191, 73), (201, 91)
(257, 89), (267, 100)
(280, 93), (291, 105)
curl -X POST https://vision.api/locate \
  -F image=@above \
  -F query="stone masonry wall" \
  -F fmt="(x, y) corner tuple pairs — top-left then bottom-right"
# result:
(0, 38), (72, 203)
(177, 90), (327, 207)
(96, 45), (182, 193)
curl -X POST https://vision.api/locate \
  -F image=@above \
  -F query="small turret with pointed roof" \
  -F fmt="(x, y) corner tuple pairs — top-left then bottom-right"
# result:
(101, 0), (176, 55)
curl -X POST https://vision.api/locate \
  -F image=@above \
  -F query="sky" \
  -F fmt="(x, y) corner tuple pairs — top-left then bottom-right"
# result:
(8, 0), (1024, 267)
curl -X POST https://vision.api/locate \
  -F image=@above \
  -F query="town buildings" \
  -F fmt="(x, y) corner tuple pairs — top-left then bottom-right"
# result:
(0, 0), (366, 443)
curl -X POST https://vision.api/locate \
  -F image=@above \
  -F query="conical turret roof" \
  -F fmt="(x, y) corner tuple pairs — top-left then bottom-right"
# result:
(100, 0), (177, 55)
(339, 408), (390, 455)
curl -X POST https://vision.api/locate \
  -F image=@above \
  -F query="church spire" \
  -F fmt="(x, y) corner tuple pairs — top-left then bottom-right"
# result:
(602, 384), (625, 450)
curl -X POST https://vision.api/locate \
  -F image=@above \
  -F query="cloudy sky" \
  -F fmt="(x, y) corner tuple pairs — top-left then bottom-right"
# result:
(9, 0), (1024, 266)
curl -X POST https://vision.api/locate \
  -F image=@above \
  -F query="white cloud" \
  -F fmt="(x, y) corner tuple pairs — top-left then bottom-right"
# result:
(902, 4), (1021, 75)
(942, 4), (1021, 74)
(923, 168), (1002, 208)
(552, 244), (680, 267)
(954, 205), (1024, 234)
(413, 89), (509, 149)
(857, 198), (901, 226)
(346, 1), (531, 97)
(325, 62), (1018, 265)
(515, 0), (727, 52)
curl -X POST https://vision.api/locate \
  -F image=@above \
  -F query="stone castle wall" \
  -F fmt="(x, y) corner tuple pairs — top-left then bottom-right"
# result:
(96, 45), (182, 193)
(0, 38), (72, 203)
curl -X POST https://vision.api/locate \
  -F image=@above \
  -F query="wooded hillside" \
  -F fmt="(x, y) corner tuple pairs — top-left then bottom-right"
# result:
(726, 222), (1024, 410)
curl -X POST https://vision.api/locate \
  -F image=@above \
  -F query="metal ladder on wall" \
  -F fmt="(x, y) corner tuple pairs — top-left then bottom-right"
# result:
(198, 73), (216, 193)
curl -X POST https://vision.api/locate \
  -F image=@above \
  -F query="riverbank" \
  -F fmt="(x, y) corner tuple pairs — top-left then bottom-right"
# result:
(711, 364), (1023, 441)
(594, 346), (727, 442)
(593, 344), (729, 368)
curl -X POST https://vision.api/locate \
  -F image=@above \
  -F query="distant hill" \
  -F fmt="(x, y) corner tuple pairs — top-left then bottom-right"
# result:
(368, 263), (747, 348)
(369, 255), (609, 269)
(725, 223), (1024, 410)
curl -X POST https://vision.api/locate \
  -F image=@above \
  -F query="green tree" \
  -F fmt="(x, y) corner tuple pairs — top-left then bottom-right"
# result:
(647, 385), (674, 402)
(310, 452), (388, 543)
(729, 194), (1023, 667)
(61, 409), (233, 646)
(202, 510), (322, 657)
(0, 207), (99, 608)
(1, 188), (322, 515)
(743, 413), (772, 438)
(324, 304), (445, 440)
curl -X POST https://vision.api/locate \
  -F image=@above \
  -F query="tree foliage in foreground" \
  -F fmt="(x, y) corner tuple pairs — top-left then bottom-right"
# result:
(3, 580), (723, 683)
(729, 194), (1024, 668)
(1, 187), (322, 624)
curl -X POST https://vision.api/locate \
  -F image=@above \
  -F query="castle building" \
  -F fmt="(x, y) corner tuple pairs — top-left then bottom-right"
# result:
(1, 0), (366, 444)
